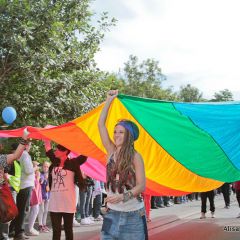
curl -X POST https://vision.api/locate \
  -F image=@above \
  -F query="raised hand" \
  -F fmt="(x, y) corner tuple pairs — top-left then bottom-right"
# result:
(43, 139), (51, 152)
(23, 127), (29, 140)
(106, 90), (118, 102)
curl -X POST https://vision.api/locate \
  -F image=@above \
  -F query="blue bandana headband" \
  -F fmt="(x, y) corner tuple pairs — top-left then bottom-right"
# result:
(117, 120), (139, 141)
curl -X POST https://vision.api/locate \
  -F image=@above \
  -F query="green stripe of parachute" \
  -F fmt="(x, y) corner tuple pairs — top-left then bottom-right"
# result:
(118, 95), (240, 182)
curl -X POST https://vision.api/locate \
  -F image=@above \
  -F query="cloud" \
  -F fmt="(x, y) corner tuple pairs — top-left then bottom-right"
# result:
(93, 0), (240, 100)
(91, 0), (136, 20)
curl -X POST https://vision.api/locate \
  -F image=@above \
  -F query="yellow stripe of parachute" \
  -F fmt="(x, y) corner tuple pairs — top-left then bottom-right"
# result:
(74, 98), (223, 192)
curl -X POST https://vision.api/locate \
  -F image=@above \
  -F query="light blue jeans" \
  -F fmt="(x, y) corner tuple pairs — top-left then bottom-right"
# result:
(101, 207), (147, 240)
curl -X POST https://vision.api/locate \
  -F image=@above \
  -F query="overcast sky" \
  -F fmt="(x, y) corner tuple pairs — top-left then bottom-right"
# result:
(92, 0), (240, 100)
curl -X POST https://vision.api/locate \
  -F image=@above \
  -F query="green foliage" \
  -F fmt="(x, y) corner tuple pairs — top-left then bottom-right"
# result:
(211, 89), (234, 102)
(106, 55), (178, 100)
(178, 84), (204, 102)
(0, 0), (116, 128)
(0, 0), (116, 159)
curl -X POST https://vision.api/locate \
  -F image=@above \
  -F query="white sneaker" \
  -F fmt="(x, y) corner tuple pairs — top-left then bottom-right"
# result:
(81, 218), (91, 225)
(26, 228), (39, 236)
(87, 217), (95, 223)
(73, 219), (80, 227)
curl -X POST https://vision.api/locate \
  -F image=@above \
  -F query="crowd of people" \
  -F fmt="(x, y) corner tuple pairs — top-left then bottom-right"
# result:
(143, 186), (240, 222)
(0, 139), (106, 240)
(1, 91), (240, 240)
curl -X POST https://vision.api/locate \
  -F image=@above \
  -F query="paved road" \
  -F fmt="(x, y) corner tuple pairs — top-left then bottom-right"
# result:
(31, 194), (240, 240)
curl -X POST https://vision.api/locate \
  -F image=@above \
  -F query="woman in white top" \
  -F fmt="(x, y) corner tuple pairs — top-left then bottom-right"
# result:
(98, 90), (147, 240)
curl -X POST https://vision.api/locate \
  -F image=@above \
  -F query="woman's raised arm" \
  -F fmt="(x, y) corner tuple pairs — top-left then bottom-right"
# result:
(98, 90), (118, 154)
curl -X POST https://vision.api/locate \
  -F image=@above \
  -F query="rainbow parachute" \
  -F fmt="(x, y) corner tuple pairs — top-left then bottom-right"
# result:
(1, 94), (240, 196)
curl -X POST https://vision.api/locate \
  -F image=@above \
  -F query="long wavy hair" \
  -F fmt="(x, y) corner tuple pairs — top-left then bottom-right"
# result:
(106, 124), (136, 193)
(115, 126), (135, 173)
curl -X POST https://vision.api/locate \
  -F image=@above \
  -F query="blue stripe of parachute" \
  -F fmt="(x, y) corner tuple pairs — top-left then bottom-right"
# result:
(174, 102), (240, 170)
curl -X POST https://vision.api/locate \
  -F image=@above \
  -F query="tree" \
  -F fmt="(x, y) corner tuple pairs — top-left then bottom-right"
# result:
(178, 84), (203, 102)
(110, 55), (177, 100)
(0, 0), (116, 127)
(123, 55), (164, 97)
(211, 89), (234, 102)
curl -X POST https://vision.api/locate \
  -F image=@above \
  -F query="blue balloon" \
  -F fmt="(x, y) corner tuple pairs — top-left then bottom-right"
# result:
(2, 107), (17, 125)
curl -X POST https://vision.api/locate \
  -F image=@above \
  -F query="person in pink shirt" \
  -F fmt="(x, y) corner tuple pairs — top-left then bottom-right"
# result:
(38, 161), (51, 233)
(26, 161), (42, 236)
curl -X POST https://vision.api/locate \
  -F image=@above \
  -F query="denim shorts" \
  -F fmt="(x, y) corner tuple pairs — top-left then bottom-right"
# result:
(101, 207), (147, 240)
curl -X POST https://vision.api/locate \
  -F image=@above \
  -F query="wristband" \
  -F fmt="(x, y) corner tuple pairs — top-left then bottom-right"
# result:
(123, 190), (134, 202)
(19, 138), (29, 145)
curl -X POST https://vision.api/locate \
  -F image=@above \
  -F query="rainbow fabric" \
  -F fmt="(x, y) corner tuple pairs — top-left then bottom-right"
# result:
(1, 94), (240, 196)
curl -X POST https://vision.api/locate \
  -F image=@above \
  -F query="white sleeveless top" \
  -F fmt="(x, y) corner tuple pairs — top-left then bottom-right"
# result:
(49, 167), (76, 213)
(106, 153), (144, 212)
(107, 187), (144, 212)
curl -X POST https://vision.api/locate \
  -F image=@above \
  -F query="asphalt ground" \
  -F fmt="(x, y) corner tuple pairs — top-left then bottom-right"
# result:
(24, 193), (240, 240)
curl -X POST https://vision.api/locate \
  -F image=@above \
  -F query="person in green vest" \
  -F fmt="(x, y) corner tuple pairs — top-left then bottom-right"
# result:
(8, 161), (21, 193)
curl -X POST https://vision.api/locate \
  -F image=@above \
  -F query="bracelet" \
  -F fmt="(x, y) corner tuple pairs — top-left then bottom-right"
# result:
(123, 190), (134, 202)
(19, 138), (29, 145)
(129, 190), (134, 199)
